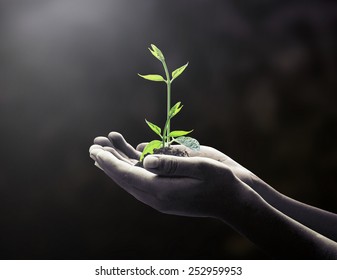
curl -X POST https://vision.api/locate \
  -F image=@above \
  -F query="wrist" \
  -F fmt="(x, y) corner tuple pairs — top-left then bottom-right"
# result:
(249, 174), (285, 210)
(215, 179), (264, 225)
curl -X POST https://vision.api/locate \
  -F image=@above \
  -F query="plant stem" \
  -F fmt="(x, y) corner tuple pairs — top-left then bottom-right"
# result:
(162, 59), (171, 147)
(162, 114), (171, 148)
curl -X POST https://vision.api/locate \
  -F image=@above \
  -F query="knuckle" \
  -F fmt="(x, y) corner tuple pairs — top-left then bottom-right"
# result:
(161, 158), (178, 175)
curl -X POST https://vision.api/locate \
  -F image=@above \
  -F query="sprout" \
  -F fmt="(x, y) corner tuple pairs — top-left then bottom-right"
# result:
(138, 44), (199, 161)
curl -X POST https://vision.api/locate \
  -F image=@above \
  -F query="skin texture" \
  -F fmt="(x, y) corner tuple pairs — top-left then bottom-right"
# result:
(89, 132), (337, 259)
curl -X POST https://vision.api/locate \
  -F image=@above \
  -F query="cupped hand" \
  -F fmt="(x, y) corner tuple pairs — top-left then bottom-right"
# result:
(89, 132), (256, 220)
(92, 132), (259, 189)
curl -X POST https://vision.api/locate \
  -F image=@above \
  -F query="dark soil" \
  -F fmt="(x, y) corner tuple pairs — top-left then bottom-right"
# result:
(135, 147), (189, 167)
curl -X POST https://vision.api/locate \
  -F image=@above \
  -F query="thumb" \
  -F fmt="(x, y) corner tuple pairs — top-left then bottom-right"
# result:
(143, 155), (204, 178)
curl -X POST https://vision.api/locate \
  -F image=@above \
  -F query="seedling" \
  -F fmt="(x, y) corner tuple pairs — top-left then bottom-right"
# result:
(138, 44), (200, 161)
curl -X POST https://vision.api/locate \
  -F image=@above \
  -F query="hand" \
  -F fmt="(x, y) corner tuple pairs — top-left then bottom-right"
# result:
(92, 132), (259, 188)
(89, 132), (257, 221)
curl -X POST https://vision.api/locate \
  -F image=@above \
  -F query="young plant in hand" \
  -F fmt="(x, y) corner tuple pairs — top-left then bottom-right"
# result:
(138, 44), (200, 161)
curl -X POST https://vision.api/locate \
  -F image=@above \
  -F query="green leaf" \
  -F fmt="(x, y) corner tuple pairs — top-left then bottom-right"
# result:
(145, 119), (162, 138)
(174, 136), (200, 151)
(140, 140), (162, 161)
(148, 44), (165, 61)
(169, 130), (193, 138)
(138, 74), (166, 82)
(168, 102), (183, 119)
(171, 62), (189, 82)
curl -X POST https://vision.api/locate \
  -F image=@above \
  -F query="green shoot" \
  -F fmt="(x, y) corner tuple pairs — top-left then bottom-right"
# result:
(138, 44), (199, 161)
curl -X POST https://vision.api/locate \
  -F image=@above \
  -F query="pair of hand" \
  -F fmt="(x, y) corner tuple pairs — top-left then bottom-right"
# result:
(89, 132), (262, 221)
(89, 132), (337, 259)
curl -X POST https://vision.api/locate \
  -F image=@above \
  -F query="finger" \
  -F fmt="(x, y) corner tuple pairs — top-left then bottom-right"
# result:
(143, 154), (209, 179)
(90, 144), (131, 164)
(96, 150), (157, 193)
(90, 146), (105, 161)
(89, 145), (105, 170)
(89, 144), (103, 154)
(108, 132), (141, 159)
(136, 142), (148, 152)
(94, 136), (113, 147)
(103, 146), (137, 165)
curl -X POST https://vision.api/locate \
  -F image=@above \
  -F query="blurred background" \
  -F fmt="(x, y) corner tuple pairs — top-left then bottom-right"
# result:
(1, 0), (337, 259)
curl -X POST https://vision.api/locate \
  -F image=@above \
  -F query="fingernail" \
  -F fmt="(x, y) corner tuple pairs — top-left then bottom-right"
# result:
(145, 156), (159, 169)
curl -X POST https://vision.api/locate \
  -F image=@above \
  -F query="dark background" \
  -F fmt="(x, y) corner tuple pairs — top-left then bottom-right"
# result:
(1, 0), (337, 259)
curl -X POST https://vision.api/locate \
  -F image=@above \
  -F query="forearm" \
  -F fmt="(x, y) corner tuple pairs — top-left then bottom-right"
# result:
(250, 175), (337, 242)
(220, 190), (337, 259)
